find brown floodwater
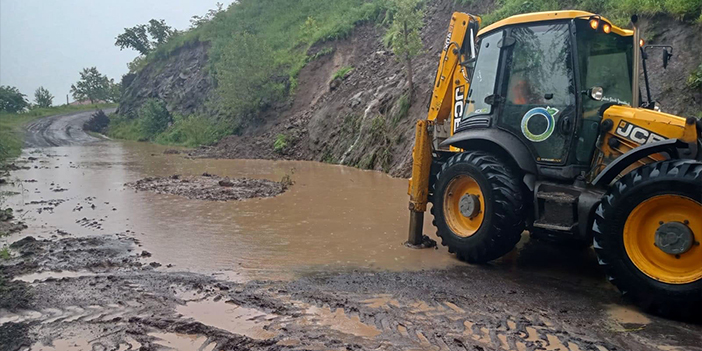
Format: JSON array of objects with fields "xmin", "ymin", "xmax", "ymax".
[{"xmin": 4, "ymin": 141, "xmax": 459, "ymax": 281}]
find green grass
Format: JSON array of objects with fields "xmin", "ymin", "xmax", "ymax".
[
  {"xmin": 0, "ymin": 103, "xmax": 117, "ymax": 164},
  {"xmin": 0, "ymin": 246, "xmax": 10, "ymax": 260},
  {"xmin": 480, "ymin": 0, "xmax": 702, "ymax": 25},
  {"xmin": 107, "ymin": 112, "xmax": 232, "ymax": 147},
  {"xmin": 137, "ymin": 1, "xmax": 388, "ymax": 112},
  {"xmin": 688, "ymin": 63, "xmax": 702, "ymax": 90},
  {"xmin": 332, "ymin": 66, "xmax": 355, "ymax": 80},
  {"xmin": 273, "ymin": 134, "xmax": 288, "ymax": 153}
]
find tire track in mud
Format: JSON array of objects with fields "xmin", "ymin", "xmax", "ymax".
[
  {"xmin": 3, "ymin": 234, "xmax": 699, "ymax": 351},
  {"xmin": 287, "ymin": 292, "xmax": 616, "ymax": 351},
  {"xmin": 1, "ymin": 301, "xmax": 144, "ymax": 325},
  {"xmin": 1, "ymin": 273, "xmax": 695, "ymax": 351}
]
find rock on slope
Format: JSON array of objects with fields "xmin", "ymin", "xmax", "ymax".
[{"xmin": 119, "ymin": 0, "xmax": 702, "ymax": 177}]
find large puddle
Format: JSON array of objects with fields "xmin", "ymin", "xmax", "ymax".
[{"xmin": 3, "ymin": 141, "xmax": 458, "ymax": 281}]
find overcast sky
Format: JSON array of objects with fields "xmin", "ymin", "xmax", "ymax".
[{"xmin": 0, "ymin": 0, "xmax": 230, "ymax": 105}]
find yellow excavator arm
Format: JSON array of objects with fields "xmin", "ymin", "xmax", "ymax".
[{"xmin": 407, "ymin": 12, "xmax": 481, "ymax": 245}]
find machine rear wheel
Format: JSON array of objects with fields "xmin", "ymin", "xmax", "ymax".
[
  {"xmin": 431, "ymin": 151, "xmax": 525, "ymax": 263},
  {"xmin": 593, "ymin": 160, "xmax": 702, "ymax": 320}
]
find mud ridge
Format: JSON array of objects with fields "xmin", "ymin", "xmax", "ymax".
[{"xmin": 126, "ymin": 173, "xmax": 290, "ymax": 201}]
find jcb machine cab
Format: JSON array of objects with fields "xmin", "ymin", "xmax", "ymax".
[{"xmin": 408, "ymin": 11, "xmax": 702, "ymax": 319}]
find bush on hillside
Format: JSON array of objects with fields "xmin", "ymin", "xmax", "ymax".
[
  {"xmin": 213, "ymin": 32, "xmax": 284, "ymax": 124},
  {"xmin": 156, "ymin": 114, "xmax": 230, "ymax": 147},
  {"xmin": 139, "ymin": 99, "xmax": 171, "ymax": 139},
  {"xmin": 688, "ymin": 63, "xmax": 702, "ymax": 90}
]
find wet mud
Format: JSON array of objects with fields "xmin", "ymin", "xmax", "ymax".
[
  {"xmin": 1, "ymin": 113, "xmax": 701, "ymax": 350},
  {"xmin": 127, "ymin": 174, "xmax": 289, "ymax": 201},
  {"xmin": 2, "ymin": 231, "xmax": 701, "ymax": 351}
]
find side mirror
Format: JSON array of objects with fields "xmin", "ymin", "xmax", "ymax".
[
  {"xmin": 662, "ymin": 48, "xmax": 673, "ymax": 69},
  {"xmin": 589, "ymin": 86, "xmax": 604, "ymax": 101}
]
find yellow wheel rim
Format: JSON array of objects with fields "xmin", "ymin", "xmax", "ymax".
[
  {"xmin": 623, "ymin": 195, "xmax": 702, "ymax": 285},
  {"xmin": 443, "ymin": 175, "xmax": 485, "ymax": 237}
]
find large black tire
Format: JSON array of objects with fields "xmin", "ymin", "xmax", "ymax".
[
  {"xmin": 431, "ymin": 151, "xmax": 525, "ymax": 263},
  {"xmin": 593, "ymin": 160, "xmax": 702, "ymax": 320}
]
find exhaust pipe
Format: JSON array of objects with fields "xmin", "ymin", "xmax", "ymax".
[{"xmin": 632, "ymin": 15, "xmax": 640, "ymax": 108}]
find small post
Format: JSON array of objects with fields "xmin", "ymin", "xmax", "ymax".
[{"xmin": 406, "ymin": 120, "xmax": 433, "ymax": 246}]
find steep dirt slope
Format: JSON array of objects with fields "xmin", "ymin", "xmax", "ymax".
[
  {"xmin": 639, "ymin": 16, "xmax": 702, "ymax": 116},
  {"xmin": 193, "ymin": 0, "xmax": 497, "ymax": 177},
  {"xmin": 120, "ymin": 0, "xmax": 702, "ymax": 177}
]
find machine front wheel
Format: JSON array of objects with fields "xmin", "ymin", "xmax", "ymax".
[
  {"xmin": 593, "ymin": 160, "xmax": 702, "ymax": 320},
  {"xmin": 431, "ymin": 151, "xmax": 525, "ymax": 263}
]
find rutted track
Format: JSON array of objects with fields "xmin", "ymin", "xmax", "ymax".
[{"xmin": 23, "ymin": 108, "xmax": 115, "ymax": 147}]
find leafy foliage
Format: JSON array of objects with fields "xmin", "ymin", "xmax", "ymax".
[
  {"xmin": 0, "ymin": 86, "xmax": 28, "ymax": 113},
  {"xmin": 212, "ymin": 32, "xmax": 283, "ymax": 124},
  {"xmin": 156, "ymin": 114, "xmax": 229, "ymax": 147},
  {"xmin": 70, "ymin": 67, "xmax": 119, "ymax": 103},
  {"xmin": 0, "ymin": 246, "xmax": 9, "ymax": 260},
  {"xmin": 34, "ymin": 87, "xmax": 54, "ymax": 108},
  {"xmin": 148, "ymin": 19, "xmax": 176, "ymax": 45},
  {"xmin": 116, "ymin": 19, "xmax": 176, "ymax": 56},
  {"xmin": 274, "ymin": 134, "xmax": 288, "ymax": 153},
  {"xmin": 138, "ymin": 99, "xmax": 171, "ymax": 139},
  {"xmin": 384, "ymin": 0, "xmax": 423, "ymax": 94},
  {"xmin": 688, "ymin": 63, "xmax": 702, "ymax": 90},
  {"xmin": 190, "ymin": 2, "xmax": 225, "ymax": 29},
  {"xmin": 115, "ymin": 25, "xmax": 152, "ymax": 56},
  {"xmin": 332, "ymin": 66, "xmax": 355, "ymax": 80}
]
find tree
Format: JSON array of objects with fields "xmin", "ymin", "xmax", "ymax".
[
  {"xmin": 115, "ymin": 24, "xmax": 152, "ymax": 56},
  {"xmin": 34, "ymin": 87, "xmax": 54, "ymax": 108},
  {"xmin": 148, "ymin": 19, "xmax": 176, "ymax": 45},
  {"xmin": 70, "ymin": 67, "xmax": 111, "ymax": 104},
  {"xmin": 0, "ymin": 86, "xmax": 29, "ymax": 113},
  {"xmin": 384, "ymin": 0, "xmax": 424, "ymax": 97},
  {"xmin": 190, "ymin": 3, "xmax": 224, "ymax": 29},
  {"xmin": 107, "ymin": 79, "xmax": 122, "ymax": 103},
  {"xmin": 115, "ymin": 20, "xmax": 176, "ymax": 56}
]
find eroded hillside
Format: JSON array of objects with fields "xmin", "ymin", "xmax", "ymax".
[{"xmin": 117, "ymin": 0, "xmax": 702, "ymax": 177}]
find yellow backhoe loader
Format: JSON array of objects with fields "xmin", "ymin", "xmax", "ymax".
[{"xmin": 407, "ymin": 11, "xmax": 702, "ymax": 319}]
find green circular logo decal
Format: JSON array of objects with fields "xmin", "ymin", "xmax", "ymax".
[{"xmin": 521, "ymin": 107, "xmax": 559, "ymax": 142}]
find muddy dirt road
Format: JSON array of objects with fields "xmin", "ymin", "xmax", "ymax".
[
  {"xmin": 23, "ymin": 108, "xmax": 116, "ymax": 148},
  {"xmin": 1, "ymin": 113, "xmax": 700, "ymax": 351}
]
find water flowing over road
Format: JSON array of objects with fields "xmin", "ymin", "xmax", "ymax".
[{"xmin": 0, "ymin": 112, "xmax": 700, "ymax": 351}]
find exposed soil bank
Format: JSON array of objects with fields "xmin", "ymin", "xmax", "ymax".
[
  {"xmin": 127, "ymin": 174, "xmax": 290, "ymax": 201},
  {"xmin": 121, "ymin": 0, "xmax": 702, "ymax": 177}
]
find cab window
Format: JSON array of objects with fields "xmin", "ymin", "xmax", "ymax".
[
  {"xmin": 465, "ymin": 32, "xmax": 502, "ymax": 118},
  {"xmin": 574, "ymin": 20, "xmax": 633, "ymax": 163},
  {"xmin": 500, "ymin": 22, "xmax": 575, "ymax": 163}
]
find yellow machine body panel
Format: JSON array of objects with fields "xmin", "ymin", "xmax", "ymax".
[
  {"xmin": 427, "ymin": 12, "xmax": 480, "ymax": 131},
  {"xmin": 477, "ymin": 10, "xmax": 633, "ymax": 37},
  {"xmin": 592, "ymin": 105, "xmax": 698, "ymax": 180}
]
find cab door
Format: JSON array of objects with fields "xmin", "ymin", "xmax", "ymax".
[{"xmin": 496, "ymin": 22, "xmax": 577, "ymax": 164}]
